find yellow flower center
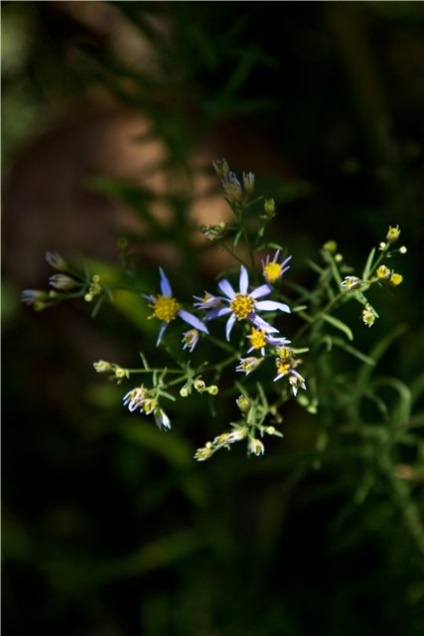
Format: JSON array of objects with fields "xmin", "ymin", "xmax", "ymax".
[
  {"xmin": 149, "ymin": 295, "xmax": 181, "ymax": 322},
  {"xmin": 249, "ymin": 328, "xmax": 267, "ymax": 350},
  {"xmin": 386, "ymin": 226, "xmax": 400, "ymax": 243},
  {"xmin": 277, "ymin": 361, "xmax": 291, "ymax": 376},
  {"xmin": 230, "ymin": 294, "xmax": 255, "ymax": 320},
  {"xmin": 389, "ymin": 273, "xmax": 403, "ymax": 286},
  {"xmin": 263, "ymin": 261, "xmax": 282, "ymax": 283},
  {"xmin": 278, "ymin": 347, "xmax": 292, "ymax": 361},
  {"xmin": 377, "ymin": 265, "xmax": 390, "ymax": 279}
]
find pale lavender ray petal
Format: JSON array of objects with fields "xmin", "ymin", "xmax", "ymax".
[
  {"xmin": 250, "ymin": 284, "xmax": 272, "ymax": 299},
  {"xmin": 255, "ymin": 300, "xmax": 291, "ymax": 313},
  {"xmin": 205, "ymin": 307, "xmax": 232, "ymax": 321},
  {"xmin": 239, "ymin": 266, "xmax": 249, "ymax": 294},
  {"xmin": 179, "ymin": 309, "xmax": 209, "ymax": 333},
  {"xmin": 156, "ymin": 321, "xmax": 168, "ymax": 346},
  {"xmin": 225, "ymin": 313, "xmax": 237, "ymax": 341},
  {"xmin": 218, "ymin": 278, "xmax": 236, "ymax": 299},
  {"xmin": 143, "ymin": 294, "xmax": 155, "ymax": 302},
  {"xmin": 159, "ymin": 267, "xmax": 172, "ymax": 297},
  {"xmin": 250, "ymin": 313, "xmax": 279, "ymax": 333},
  {"xmin": 273, "ymin": 249, "xmax": 281, "ymax": 262}
]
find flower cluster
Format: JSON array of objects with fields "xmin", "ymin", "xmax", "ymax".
[
  {"xmin": 20, "ymin": 159, "xmax": 408, "ymax": 464},
  {"xmin": 123, "ymin": 385, "xmax": 171, "ymax": 430},
  {"xmin": 339, "ymin": 225, "xmax": 406, "ymax": 327}
]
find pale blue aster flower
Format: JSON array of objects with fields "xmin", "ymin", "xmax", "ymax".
[
  {"xmin": 204, "ymin": 265, "xmax": 290, "ymax": 341},
  {"xmin": 246, "ymin": 326, "xmax": 291, "ymax": 356},
  {"xmin": 193, "ymin": 291, "xmax": 222, "ymax": 310},
  {"xmin": 145, "ymin": 268, "xmax": 209, "ymax": 346},
  {"xmin": 262, "ymin": 250, "xmax": 292, "ymax": 284},
  {"xmin": 182, "ymin": 329, "xmax": 200, "ymax": 352},
  {"xmin": 236, "ymin": 357, "xmax": 262, "ymax": 375}
]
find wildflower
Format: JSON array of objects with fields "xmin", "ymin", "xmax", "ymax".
[
  {"xmin": 205, "ymin": 265, "xmax": 290, "ymax": 340},
  {"xmin": 243, "ymin": 171, "xmax": 255, "ymax": 195},
  {"xmin": 236, "ymin": 395, "xmax": 251, "ymax": 413},
  {"xmin": 274, "ymin": 348, "xmax": 307, "ymax": 395},
  {"xmin": 213, "ymin": 427, "xmax": 247, "ymax": 449},
  {"xmin": 263, "ymin": 198, "xmax": 276, "ymax": 219},
  {"xmin": 334, "ymin": 253, "xmax": 343, "ymax": 263},
  {"xmin": 85, "ymin": 275, "xmax": 102, "ymax": 302},
  {"xmin": 248, "ymin": 438, "xmax": 265, "ymax": 456},
  {"xmin": 193, "ymin": 292, "xmax": 222, "ymax": 310},
  {"xmin": 362, "ymin": 307, "xmax": 376, "ymax": 327},
  {"xmin": 146, "ymin": 268, "xmax": 208, "ymax": 346},
  {"xmin": 212, "ymin": 158, "xmax": 230, "ymax": 179},
  {"xmin": 262, "ymin": 250, "xmax": 292, "ymax": 285},
  {"xmin": 227, "ymin": 428, "xmax": 248, "ymax": 443},
  {"xmin": 376, "ymin": 265, "xmax": 391, "ymax": 280},
  {"xmin": 236, "ymin": 357, "xmax": 262, "ymax": 375},
  {"xmin": 387, "ymin": 225, "xmax": 400, "ymax": 243},
  {"xmin": 399, "ymin": 246, "xmax": 407, "ymax": 254},
  {"xmin": 378, "ymin": 242, "xmax": 387, "ymax": 251},
  {"xmin": 143, "ymin": 398, "xmax": 159, "ymax": 414},
  {"xmin": 323, "ymin": 240, "xmax": 337, "ymax": 254},
  {"xmin": 21, "ymin": 289, "xmax": 49, "ymax": 308},
  {"xmin": 45, "ymin": 251, "xmax": 68, "ymax": 272},
  {"xmin": 154, "ymin": 408, "xmax": 171, "ymax": 431},
  {"xmin": 221, "ymin": 172, "xmax": 243, "ymax": 204},
  {"xmin": 194, "ymin": 442, "xmax": 214, "ymax": 461},
  {"xmin": 288, "ymin": 370, "xmax": 307, "ymax": 396},
  {"xmin": 341, "ymin": 276, "xmax": 361, "ymax": 290},
  {"xmin": 179, "ymin": 385, "xmax": 191, "ymax": 397},
  {"xmin": 389, "ymin": 272, "xmax": 403, "ymax": 286},
  {"xmin": 194, "ymin": 378, "xmax": 206, "ymax": 393},
  {"xmin": 206, "ymin": 385, "xmax": 219, "ymax": 395},
  {"xmin": 49, "ymin": 274, "xmax": 79, "ymax": 291},
  {"xmin": 114, "ymin": 366, "xmax": 129, "ymax": 380},
  {"xmin": 93, "ymin": 360, "xmax": 112, "ymax": 373},
  {"xmin": 123, "ymin": 385, "xmax": 149, "ymax": 412},
  {"xmin": 199, "ymin": 222, "xmax": 228, "ymax": 241},
  {"xmin": 182, "ymin": 329, "xmax": 199, "ymax": 352},
  {"xmin": 246, "ymin": 327, "xmax": 291, "ymax": 356}
]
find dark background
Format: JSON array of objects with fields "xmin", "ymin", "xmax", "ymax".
[{"xmin": 2, "ymin": 2, "xmax": 424, "ymax": 635}]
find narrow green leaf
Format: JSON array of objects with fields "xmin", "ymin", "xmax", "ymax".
[
  {"xmin": 362, "ymin": 247, "xmax": 376, "ymax": 280},
  {"xmin": 322, "ymin": 314, "xmax": 354, "ymax": 341}
]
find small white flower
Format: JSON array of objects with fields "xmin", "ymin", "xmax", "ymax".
[
  {"xmin": 154, "ymin": 409, "xmax": 171, "ymax": 431},
  {"xmin": 249, "ymin": 438, "xmax": 265, "ymax": 456}
]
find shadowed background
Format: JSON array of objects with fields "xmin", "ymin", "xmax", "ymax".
[{"xmin": 2, "ymin": 2, "xmax": 424, "ymax": 635}]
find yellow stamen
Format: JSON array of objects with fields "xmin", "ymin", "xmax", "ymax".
[
  {"xmin": 149, "ymin": 295, "xmax": 181, "ymax": 322},
  {"xmin": 230, "ymin": 294, "xmax": 255, "ymax": 320},
  {"xmin": 278, "ymin": 347, "xmax": 292, "ymax": 361},
  {"xmin": 389, "ymin": 273, "xmax": 403, "ymax": 286},
  {"xmin": 263, "ymin": 261, "xmax": 282, "ymax": 283},
  {"xmin": 249, "ymin": 328, "xmax": 267, "ymax": 350},
  {"xmin": 387, "ymin": 225, "xmax": 400, "ymax": 243},
  {"xmin": 277, "ymin": 361, "xmax": 291, "ymax": 376},
  {"xmin": 377, "ymin": 265, "xmax": 391, "ymax": 279}
]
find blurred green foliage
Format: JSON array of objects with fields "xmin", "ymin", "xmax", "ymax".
[{"xmin": 2, "ymin": 2, "xmax": 424, "ymax": 635}]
